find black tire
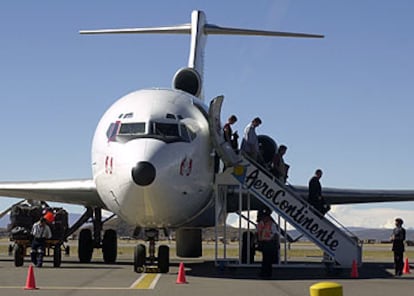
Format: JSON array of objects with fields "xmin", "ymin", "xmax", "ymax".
[
  {"xmin": 102, "ymin": 229, "xmax": 117, "ymax": 263},
  {"xmin": 78, "ymin": 229, "xmax": 93, "ymax": 263},
  {"xmin": 13, "ymin": 244, "xmax": 24, "ymax": 267},
  {"xmin": 53, "ymin": 244, "xmax": 62, "ymax": 267},
  {"xmin": 158, "ymin": 245, "xmax": 169, "ymax": 273},
  {"xmin": 134, "ymin": 244, "xmax": 146, "ymax": 273}
]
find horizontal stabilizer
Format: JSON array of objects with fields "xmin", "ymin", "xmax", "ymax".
[
  {"xmin": 204, "ymin": 24, "xmax": 324, "ymax": 38},
  {"xmin": 80, "ymin": 24, "xmax": 323, "ymax": 39},
  {"xmin": 80, "ymin": 24, "xmax": 191, "ymax": 35}
]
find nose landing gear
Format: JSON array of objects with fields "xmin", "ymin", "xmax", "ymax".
[{"xmin": 133, "ymin": 229, "xmax": 170, "ymax": 273}]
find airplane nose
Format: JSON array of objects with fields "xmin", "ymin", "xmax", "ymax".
[{"xmin": 131, "ymin": 161, "xmax": 156, "ymax": 186}]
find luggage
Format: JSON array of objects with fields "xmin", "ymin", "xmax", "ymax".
[{"xmin": 9, "ymin": 204, "xmax": 68, "ymax": 241}]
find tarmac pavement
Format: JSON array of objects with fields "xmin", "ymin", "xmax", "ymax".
[{"xmin": 0, "ymin": 254, "xmax": 413, "ymax": 296}]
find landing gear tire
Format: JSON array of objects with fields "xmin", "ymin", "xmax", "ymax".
[
  {"xmin": 158, "ymin": 245, "xmax": 169, "ymax": 273},
  {"xmin": 78, "ymin": 229, "xmax": 93, "ymax": 263},
  {"xmin": 102, "ymin": 229, "xmax": 117, "ymax": 263},
  {"xmin": 53, "ymin": 245, "xmax": 62, "ymax": 267},
  {"xmin": 13, "ymin": 244, "xmax": 24, "ymax": 267},
  {"xmin": 134, "ymin": 244, "xmax": 146, "ymax": 273}
]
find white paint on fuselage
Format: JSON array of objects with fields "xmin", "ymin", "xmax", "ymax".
[{"xmin": 92, "ymin": 89, "xmax": 214, "ymax": 227}]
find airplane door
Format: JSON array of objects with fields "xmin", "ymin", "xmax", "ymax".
[{"xmin": 208, "ymin": 96, "xmax": 240, "ymax": 167}]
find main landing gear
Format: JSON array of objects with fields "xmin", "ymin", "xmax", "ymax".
[
  {"xmin": 70, "ymin": 207, "xmax": 170, "ymax": 272},
  {"xmin": 133, "ymin": 229, "xmax": 170, "ymax": 273},
  {"xmin": 68, "ymin": 207, "xmax": 117, "ymax": 264}
]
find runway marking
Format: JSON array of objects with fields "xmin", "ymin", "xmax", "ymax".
[
  {"xmin": 130, "ymin": 273, "xmax": 161, "ymax": 289},
  {"xmin": 0, "ymin": 274, "xmax": 161, "ymax": 290}
]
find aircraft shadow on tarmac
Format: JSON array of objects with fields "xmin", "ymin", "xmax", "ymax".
[{"xmin": 181, "ymin": 261, "xmax": 401, "ymax": 281}]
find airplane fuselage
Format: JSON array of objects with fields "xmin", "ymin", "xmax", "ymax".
[{"xmin": 92, "ymin": 89, "xmax": 215, "ymax": 228}]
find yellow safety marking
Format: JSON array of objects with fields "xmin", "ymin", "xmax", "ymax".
[{"xmin": 130, "ymin": 273, "xmax": 161, "ymax": 289}]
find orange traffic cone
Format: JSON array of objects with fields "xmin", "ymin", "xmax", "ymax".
[
  {"xmin": 24, "ymin": 264, "xmax": 38, "ymax": 290},
  {"xmin": 403, "ymin": 257, "xmax": 411, "ymax": 274},
  {"xmin": 176, "ymin": 262, "xmax": 187, "ymax": 284},
  {"xmin": 350, "ymin": 259, "xmax": 359, "ymax": 278}
]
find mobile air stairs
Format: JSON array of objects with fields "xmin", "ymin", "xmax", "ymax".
[{"xmin": 209, "ymin": 96, "xmax": 362, "ymax": 269}]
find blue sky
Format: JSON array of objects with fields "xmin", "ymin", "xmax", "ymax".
[{"xmin": 0, "ymin": 1, "xmax": 413, "ymax": 228}]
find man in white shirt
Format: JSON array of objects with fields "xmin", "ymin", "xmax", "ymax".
[
  {"xmin": 241, "ymin": 117, "xmax": 262, "ymax": 161},
  {"xmin": 30, "ymin": 217, "xmax": 52, "ymax": 267}
]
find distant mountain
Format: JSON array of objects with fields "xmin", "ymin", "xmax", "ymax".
[{"xmin": 288, "ymin": 227, "xmax": 414, "ymax": 243}]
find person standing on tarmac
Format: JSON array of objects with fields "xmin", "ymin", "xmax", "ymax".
[
  {"xmin": 257, "ymin": 208, "xmax": 279, "ymax": 278},
  {"xmin": 391, "ymin": 218, "xmax": 406, "ymax": 276},
  {"xmin": 30, "ymin": 217, "xmax": 52, "ymax": 267}
]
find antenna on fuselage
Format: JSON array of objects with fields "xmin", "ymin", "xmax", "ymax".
[{"xmin": 80, "ymin": 10, "xmax": 323, "ymax": 99}]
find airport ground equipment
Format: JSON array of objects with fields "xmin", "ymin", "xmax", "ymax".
[
  {"xmin": 9, "ymin": 204, "xmax": 68, "ymax": 267},
  {"xmin": 209, "ymin": 96, "xmax": 362, "ymax": 268}
]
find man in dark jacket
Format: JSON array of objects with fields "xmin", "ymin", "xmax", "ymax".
[
  {"xmin": 308, "ymin": 169, "xmax": 329, "ymax": 215},
  {"xmin": 391, "ymin": 218, "xmax": 406, "ymax": 276}
]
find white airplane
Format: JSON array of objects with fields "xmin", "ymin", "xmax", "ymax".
[{"xmin": 1, "ymin": 10, "xmax": 414, "ymax": 272}]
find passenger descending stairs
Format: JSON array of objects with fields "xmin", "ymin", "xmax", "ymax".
[{"xmin": 209, "ymin": 96, "xmax": 362, "ymax": 267}]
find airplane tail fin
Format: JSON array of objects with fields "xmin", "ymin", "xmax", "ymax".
[{"xmin": 80, "ymin": 10, "xmax": 323, "ymax": 99}]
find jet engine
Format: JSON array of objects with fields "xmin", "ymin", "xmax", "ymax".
[{"xmin": 172, "ymin": 67, "xmax": 202, "ymax": 97}]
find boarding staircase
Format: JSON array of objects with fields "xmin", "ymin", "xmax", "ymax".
[{"xmin": 209, "ymin": 96, "xmax": 362, "ymax": 267}]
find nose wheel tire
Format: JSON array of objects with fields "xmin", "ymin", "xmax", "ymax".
[
  {"xmin": 158, "ymin": 245, "xmax": 170, "ymax": 273},
  {"xmin": 134, "ymin": 244, "xmax": 146, "ymax": 273}
]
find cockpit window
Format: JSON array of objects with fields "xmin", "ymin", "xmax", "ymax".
[
  {"xmin": 119, "ymin": 123, "xmax": 145, "ymax": 135},
  {"xmin": 152, "ymin": 123, "xmax": 180, "ymax": 137},
  {"xmin": 179, "ymin": 124, "xmax": 190, "ymax": 142},
  {"xmin": 106, "ymin": 121, "xmax": 121, "ymax": 142},
  {"xmin": 149, "ymin": 122, "xmax": 193, "ymax": 143},
  {"xmin": 106, "ymin": 120, "xmax": 196, "ymax": 144}
]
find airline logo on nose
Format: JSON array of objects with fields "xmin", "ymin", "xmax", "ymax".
[
  {"xmin": 105, "ymin": 156, "xmax": 114, "ymax": 174},
  {"xmin": 179, "ymin": 157, "xmax": 192, "ymax": 176}
]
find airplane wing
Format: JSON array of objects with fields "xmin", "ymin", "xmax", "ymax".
[
  {"xmin": 0, "ymin": 179, "xmax": 106, "ymax": 208},
  {"xmin": 291, "ymin": 185, "xmax": 414, "ymax": 205}
]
